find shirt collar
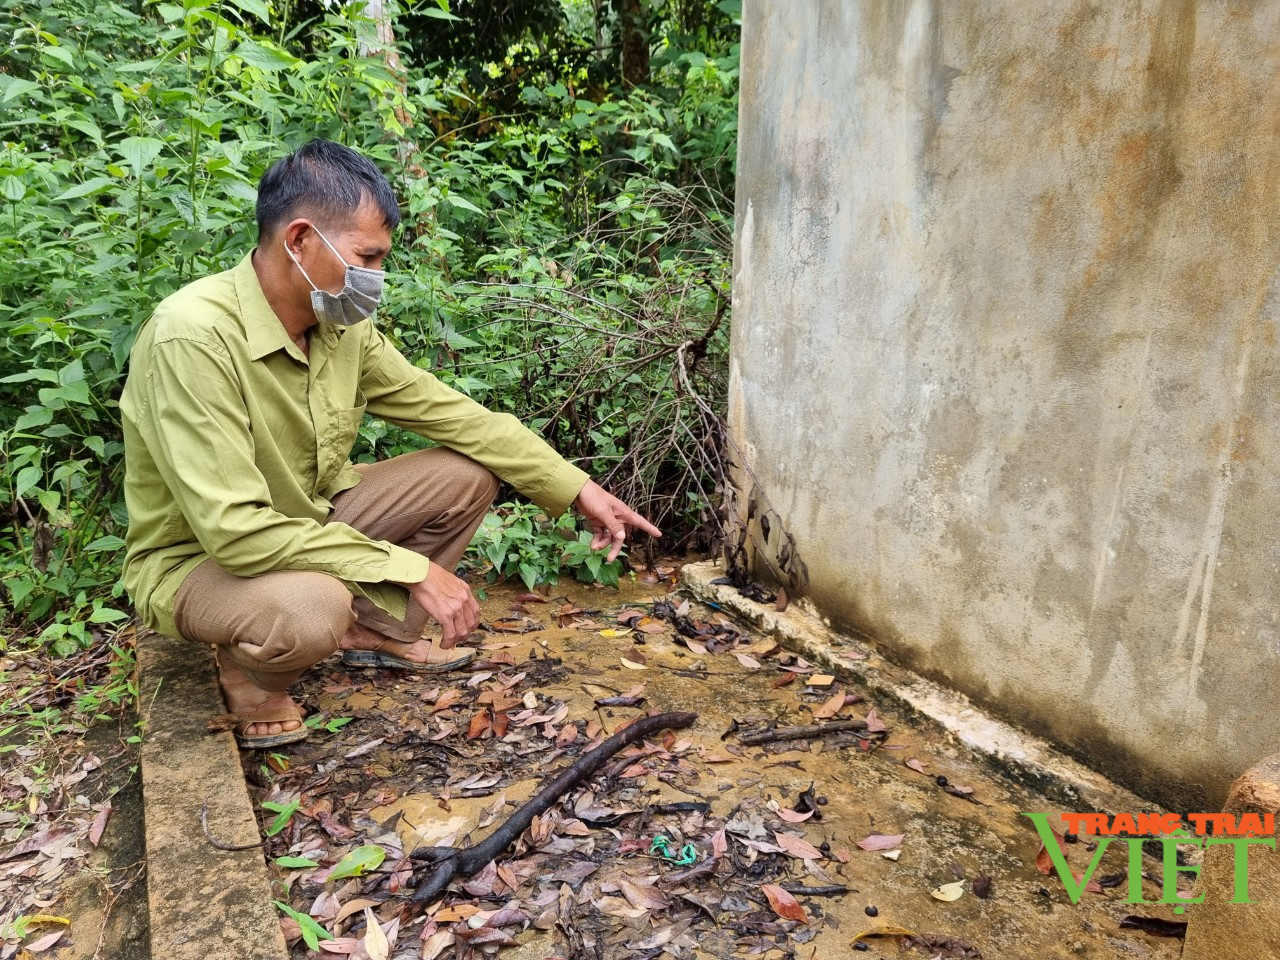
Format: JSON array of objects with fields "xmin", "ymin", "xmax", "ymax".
[{"xmin": 233, "ymin": 250, "xmax": 298, "ymax": 361}]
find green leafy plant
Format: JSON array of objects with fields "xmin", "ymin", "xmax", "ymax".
[
  {"xmin": 303, "ymin": 714, "xmax": 353, "ymax": 733},
  {"xmin": 467, "ymin": 502, "xmax": 623, "ymax": 590},
  {"xmin": 261, "ymin": 798, "xmax": 300, "ymax": 837},
  {"xmin": 272, "ymin": 900, "xmax": 331, "ymax": 950}
]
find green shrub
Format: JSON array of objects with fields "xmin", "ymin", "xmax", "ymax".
[
  {"xmin": 467, "ymin": 502, "xmax": 623, "ymax": 590},
  {"xmin": 0, "ymin": 0, "xmax": 737, "ymax": 648}
]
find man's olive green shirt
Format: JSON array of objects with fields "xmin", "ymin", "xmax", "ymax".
[{"xmin": 121, "ymin": 253, "xmax": 589, "ymax": 638}]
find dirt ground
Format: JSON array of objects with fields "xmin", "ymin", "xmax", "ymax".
[
  {"xmin": 1, "ymin": 651, "xmax": 148, "ymax": 960},
  {"xmin": 239, "ymin": 574, "xmax": 1187, "ymax": 960}
]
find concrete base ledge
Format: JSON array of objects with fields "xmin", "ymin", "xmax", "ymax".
[
  {"xmin": 137, "ymin": 634, "xmax": 289, "ymax": 960},
  {"xmin": 681, "ymin": 560, "xmax": 1159, "ymax": 818}
]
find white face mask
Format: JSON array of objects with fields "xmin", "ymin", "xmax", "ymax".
[{"xmin": 284, "ymin": 225, "xmax": 385, "ymax": 326}]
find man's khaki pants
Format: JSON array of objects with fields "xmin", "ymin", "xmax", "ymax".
[{"xmin": 173, "ymin": 448, "xmax": 498, "ymax": 691}]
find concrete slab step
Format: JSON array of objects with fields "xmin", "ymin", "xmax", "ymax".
[{"xmin": 136, "ymin": 634, "xmax": 288, "ymax": 960}]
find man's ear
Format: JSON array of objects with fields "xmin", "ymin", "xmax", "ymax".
[{"xmin": 280, "ymin": 218, "xmax": 314, "ymax": 258}]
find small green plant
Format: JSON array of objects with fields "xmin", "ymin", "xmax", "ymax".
[
  {"xmin": 273, "ymin": 901, "xmax": 331, "ymax": 950},
  {"xmin": 303, "ymin": 714, "xmax": 353, "ymax": 734},
  {"xmin": 466, "ymin": 502, "xmax": 623, "ymax": 590},
  {"xmin": 261, "ymin": 798, "xmax": 300, "ymax": 837}
]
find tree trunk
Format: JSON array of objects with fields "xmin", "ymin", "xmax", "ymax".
[
  {"xmin": 358, "ymin": 0, "xmax": 412, "ymax": 133},
  {"xmin": 618, "ymin": 0, "xmax": 650, "ymax": 87}
]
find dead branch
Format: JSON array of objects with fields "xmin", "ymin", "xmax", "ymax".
[
  {"xmin": 779, "ymin": 884, "xmax": 850, "ymax": 897},
  {"xmin": 410, "ymin": 711, "xmax": 698, "ymax": 904},
  {"xmin": 201, "ymin": 794, "xmax": 266, "ymax": 852},
  {"xmin": 736, "ymin": 719, "xmax": 868, "ymax": 747}
]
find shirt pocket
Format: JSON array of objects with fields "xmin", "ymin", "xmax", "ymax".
[{"xmin": 319, "ymin": 389, "xmax": 367, "ymax": 488}]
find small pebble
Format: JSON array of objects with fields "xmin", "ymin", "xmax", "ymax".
[
  {"xmin": 864, "ymin": 905, "xmax": 878, "ymax": 917},
  {"xmin": 817, "ymin": 796, "xmax": 829, "ymax": 805},
  {"xmin": 1064, "ymin": 831, "xmax": 1078, "ymax": 844},
  {"xmin": 935, "ymin": 775, "xmax": 949, "ymax": 787},
  {"xmin": 853, "ymin": 944, "xmax": 870, "ymax": 952}
]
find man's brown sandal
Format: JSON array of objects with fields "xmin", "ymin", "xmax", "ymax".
[
  {"xmin": 232, "ymin": 706, "xmax": 310, "ymax": 750},
  {"xmin": 217, "ymin": 649, "xmax": 309, "ymax": 750}
]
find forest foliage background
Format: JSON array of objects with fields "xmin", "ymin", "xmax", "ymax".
[{"xmin": 0, "ymin": 0, "xmax": 740, "ymax": 652}]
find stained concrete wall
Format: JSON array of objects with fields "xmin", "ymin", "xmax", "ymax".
[{"xmin": 730, "ymin": 0, "xmax": 1280, "ymax": 811}]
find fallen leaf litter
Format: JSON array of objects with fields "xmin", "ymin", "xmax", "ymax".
[{"xmin": 234, "ymin": 575, "xmax": 1186, "ymax": 960}]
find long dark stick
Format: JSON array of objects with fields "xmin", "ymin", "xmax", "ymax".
[
  {"xmin": 737, "ymin": 719, "xmax": 868, "ymax": 746},
  {"xmin": 410, "ymin": 710, "xmax": 698, "ymax": 903}
]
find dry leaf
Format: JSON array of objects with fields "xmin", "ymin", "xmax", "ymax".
[
  {"xmin": 735, "ymin": 653, "xmax": 761, "ymax": 669},
  {"xmin": 760, "ymin": 884, "xmax": 808, "ymax": 923},
  {"xmin": 1035, "ymin": 830, "xmax": 1064, "ymax": 875},
  {"xmin": 432, "ymin": 904, "xmax": 482, "ymax": 924},
  {"xmin": 812, "ymin": 689, "xmax": 847, "ymax": 720},
  {"xmin": 454, "ymin": 927, "xmax": 519, "ymax": 947},
  {"xmin": 344, "ymin": 737, "xmax": 385, "ymax": 759},
  {"xmin": 905, "ymin": 758, "xmax": 927, "ymax": 774},
  {"xmin": 432, "ymin": 689, "xmax": 462, "ymax": 712},
  {"xmin": 855, "ymin": 833, "xmax": 905, "ymax": 852},
  {"xmin": 851, "ymin": 924, "xmax": 919, "ymax": 943},
  {"xmin": 931, "ymin": 880, "xmax": 965, "ymax": 902},
  {"xmin": 419, "ymin": 929, "xmax": 456, "ymax": 960},
  {"xmin": 334, "ymin": 898, "xmax": 381, "ymax": 925},
  {"xmin": 24, "ymin": 930, "xmax": 65, "ymax": 953},
  {"xmin": 776, "ymin": 808, "xmax": 815, "ymax": 824},
  {"xmin": 621, "ymin": 879, "xmax": 669, "ymax": 911},
  {"xmin": 772, "ymin": 671, "xmax": 799, "ymax": 688},
  {"xmin": 89, "ymin": 802, "xmax": 112, "ymax": 847},
  {"xmin": 774, "ymin": 832, "xmax": 824, "ymax": 860},
  {"xmin": 317, "ymin": 938, "xmax": 360, "ymax": 954},
  {"xmin": 711, "ymin": 827, "xmax": 728, "ymax": 858},
  {"xmin": 865, "ymin": 707, "xmax": 887, "ymax": 733},
  {"xmin": 620, "ymin": 654, "xmax": 648, "ymax": 670}
]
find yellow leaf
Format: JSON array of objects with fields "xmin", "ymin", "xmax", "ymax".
[
  {"xmin": 432, "ymin": 904, "xmax": 482, "ymax": 924},
  {"xmin": 362, "ymin": 907, "xmax": 389, "ymax": 960},
  {"xmin": 600, "ymin": 628, "xmax": 626, "ymax": 637},
  {"xmin": 27, "ymin": 916, "xmax": 71, "ymax": 926},
  {"xmin": 931, "ymin": 880, "xmax": 965, "ymax": 902}
]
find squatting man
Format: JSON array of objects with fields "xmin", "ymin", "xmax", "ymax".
[{"xmin": 121, "ymin": 139, "xmax": 659, "ymax": 748}]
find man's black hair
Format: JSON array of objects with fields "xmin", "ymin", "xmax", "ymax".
[{"xmin": 256, "ymin": 139, "xmax": 401, "ymax": 239}]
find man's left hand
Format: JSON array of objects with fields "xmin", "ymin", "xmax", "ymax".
[{"xmin": 574, "ymin": 480, "xmax": 662, "ymax": 562}]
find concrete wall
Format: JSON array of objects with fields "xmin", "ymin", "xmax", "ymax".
[{"xmin": 730, "ymin": 0, "xmax": 1280, "ymax": 811}]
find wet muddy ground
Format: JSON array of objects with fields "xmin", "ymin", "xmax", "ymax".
[{"xmin": 241, "ymin": 575, "xmax": 1185, "ymax": 960}]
